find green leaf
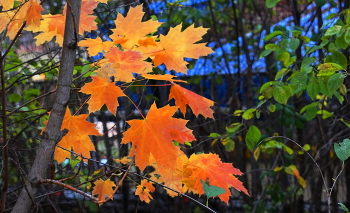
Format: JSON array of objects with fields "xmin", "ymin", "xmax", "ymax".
[
  {"xmin": 264, "ymin": 31, "xmax": 283, "ymax": 40},
  {"xmin": 273, "ymin": 85, "xmax": 287, "ymax": 104},
  {"xmin": 200, "ymin": 180, "xmax": 226, "ymax": 198},
  {"xmin": 315, "ymin": 0, "xmax": 327, "ymax": 7},
  {"xmin": 344, "ymin": 31, "xmax": 350, "ymax": 44},
  {"xmin": 276, "ymin": 51, "xmax": 290, "ymax": 62},
  {"xmin": 242, "ymin": 109, "xmax": 256, "ymax": 120},
  {"xmin": 265, "ymin": 0, "xmax": 280, "ymax": 8},
  {"xmin": 222, "ymin": 138, "xmax": 235, "ymax": 151},
  {"xmin": 9, "ymin": 93, "xmax": 22, "ymax": 103},
  {"xmin": 335, "ymin": 33, "xmax": 348, "ymax": 49},
  {"xmin": 330, "ymin": 51, "xmax": 347, "ymax": 69},
  {"xmin": 324, "ymin": 25, "xmax": 342, "ymax": 36},
  {"xmin": 327, "ymin": 72, "xmax": 345, "ymax": 93},
  {"xmin": 317, "ymin": 63, "xmax": 343, "ymax": 76},
  {"xmin": 289, "ymin": 38, "xmax": 300, "ymax": 51},
  {"xmin": 301, "ymin": 57, "xmax": 316, "ymax": 69},
  {"xmin": 226, "ymin": 123, "xmax": 242, "ymax": 135},
  {"xmin": 317, "ymin": 110, "xmax": 333, "ymax": 119},
  {"xmin": 306, "ymin": 79, "xmax": 320, "ymax": 100},
  {"xmin": 290, "ymin": 71, "xmax": 307, "ymax": 94},
  {"xmin": 259, "ymin": 49, "xmax": 273, "ymax": 58},
  {"xmin": 334, "ymin": 139, "xmax": 350, "ymax": 161},
  {"xmin": 275, "ymin": 68, "xmax": 288, "ymax": 80},
  {"xmin": 305, "ymin": 105, "xmax": 317, "ymax": 120},
  {"xmin": 209, "ymin": 133, "xmax": 221, "ymax": 138},
  {"xmin": 245, "ymin": 125, "xmax": 261, "ymax": 151},
  {"xmin": 269, "ymin": 104, "xmax": 276, "ymax": 112},
  {"xmin": 338, "ymin": 203, "xmax": 349, "ymax": 212}
]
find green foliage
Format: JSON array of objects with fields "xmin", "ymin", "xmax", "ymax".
[
  {"xmin": 334, "ymin": 139, "xmax": 350, "ymax": 161},
  {"xmin": 245, "ymin": 125, "xmax": 261, "ymax": 151},
  {"xmin": 200, "ymin": 179, "xmax": 226, "ymax": 198}
]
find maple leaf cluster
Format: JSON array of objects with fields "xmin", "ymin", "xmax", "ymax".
[{"xmin": 2, "ymin": 0, "xmax": 249, "ymax": 206}]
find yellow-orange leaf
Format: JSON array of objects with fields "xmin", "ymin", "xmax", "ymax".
[
  {"xmin": 50, "ymin": 108, "xmax": 101, "ymax": 163},
  {"xmin": 114, "ymin": 156, "xmax": 132, "ymax": 164},
  {"xmin": 146, "ymin": 24, "xmax": 214, "ymax": 73},
  {"xmin": 169, "ymin": 83, "xmax": 214, "ymax": 118},
  {"xmin": 103, "ymin": 47, "xmax": 152, "ymax": 82},
  {"xmin": 78, "ymin": 37, "xmax": 114, "ymax": 56},
  {"xmin": 110, "ymin": 5, "xmax": 162, "ymax": 49},
  {"xmin": 26, "ymin": 0, "xmax": 43, "ymax": 28},
  {"xmin": 92, "ymin": 179, "xmax": 116, "ymax": 204},
  {"xmin": 183, "ymin": 153, "xmax": 249, "ymax": 204},
  {"xmin": 135, "ymin": 180, "xmax": 155, "ymax": 203},
  {"xmin": 0, "ymin": 0, "xmax": 14, "ymax": 11},
  {"xmin": 122, "ymin": 103, "xmax": 195, "ymax": 171},
  {"xmin": 80, "ymin": 76, "xmax": 125, "ymax": 115},
  {"xmin": 151, "ymin": 147, "xmax": 188, "ymax": 197},
  {"xmin": 142, "ymin": 74, "xmax": 186, "ymax": 83}
]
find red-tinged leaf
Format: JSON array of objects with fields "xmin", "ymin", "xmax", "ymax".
[
  {"xmin": 80, "ymin": 76, "xmax": 125, "ymax": 115},
  {"xmin": 169, "ymin": 83, "xmax": 214, "ymax": 118},
  {"xmin": 141, "ymin": 73, "xmax": 187, "ymax": 82},
  {"xmin": 44, "ymin": 108, "xmax": 101, "ymax": 163},
  {"xmin": 110, "ymin": 5, "xmax": 162, "ymax": 49},
  {"xmin": 143, "ymin": 24, "xmax": 214, "ymax": 73},
  {"xmin": 135, "ymin": 180, "xmax": 155, "ymax": 203},
  {"xmin": 151, "ymin": 147, "xmax": 188, "ymax": 197},
  {"xmin": 102, "ymin": 47, "xmax": 152, "ymax": 82},
  {"xmin": 78, "ymin": 37, "xmax": 114, "ymax": 56},
  {"xmin": 122, "ymin": 103, "xmax": 196, "ymax": 171},
  {"xmin": 92, "ymin": 179, "xmax": 116, "ymax": 204},
  {"xmin": 183, "ymin": 153, "xmax": 249, "ymax": 204}
]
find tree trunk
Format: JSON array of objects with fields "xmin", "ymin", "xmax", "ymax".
[{"xmin": 11, "ymin": 0, "xmax": 81, "ymax": 212}]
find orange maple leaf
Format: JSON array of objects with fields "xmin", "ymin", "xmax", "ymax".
[
  {"xmin": 32, "ymin": 0, "xmax": 97, "ymax": 46},
  {"xmin": 122, "ymin": 103, "xmax": 196, "ymax": 171},
  {"xmin": 151, "ymin": 147, "xmax": 188, "ymax": 197},
  {"xmin": 114, "ymin": 156, "xmax": 132, "ymax": 164},
  {"xmin": 141, "ymin": 74, "xmax": 186, "ymax": 82},
  {"xmin": 78, "ymin": 37, "xmax": 114, "ymax": 56},
  {"xmin": 0, "ymin": 0, "xmax": 14, "ymax": 11},
  {"xmin": 142, "ymin": 24, "xmax": 214, "ymax": 74},
  {"xmin": 183, "ymin": 153, "xmax": 249, "ymax": 204},
  {"xmin": 169, "ymin": 83, "xmax": 214, "ymax": 118},
  {"xmin": 135, "ymin": 179, "xmax": 155, "ymax": 203},
  {"xmin": 79, "ymin": 76, "xmax": 125, "ymax": 115},
  {"xmin": 110, "ymin": 5, "xmax": 162, "ymax": 49},
  {"xmin": 26, "ymin": 0, "xmax": 43, "ymax": 28},
  {"xmin": 50, "ymin": 108, "xmax": 101, "ymax": 163},
  {"xmin": 92, "ymin": 179, "xmax": 116, "ymax": 204},
  {"xmin": 102, "ymin": 47, "xmax": 152, "ymax": 82}
]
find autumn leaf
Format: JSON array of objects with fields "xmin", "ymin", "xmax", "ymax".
[
  {"xmin": 80, "ymin": 76, "xmax": 125, "ymax": 115},
  {"xmin": 151, "ymin": 147, "xmax": 188, "ymax": 197},
  {"xmin": 169, "ymin": 83, "xmax": 214, "ymax": 118},
  {"xmin": 78, "ymin": 37, "xmax": 114, "ymax": 56},
  {"xmin": 182, "ymin": 153, "xmax": 249, "ymax": 204},
  {"xmin": 110, "ymin": 5, "xmax": 162, "ymax": 49},
  {"xmin": 102, "ymin": 47, "xmax": 152, "ymax": 82},
  {"xmin": 92, "ymin": 179, "xmax": 116, "ymax": 204},
  {"xmin": 142, "ymin": 73, "xmax": 186, "ymax": 82},
  {"xmin": 114, "ymin": 156, "xmax": 132, "ymax": 164},
  {"xmin": 143, "ymin": 24, "xmax": 214, "ymax": 73},
  {"xmin": 46, "ymin": 108, "xmax": 101, "ymax": 163},
  {"xmin": 135, "ymin": 179, "xmax": 155, "ymax": 203},
  {"xmin": 32, "ymin": 0, "xmax": 97, "ymax": 46},
  {"xmin": 0, "ymin": 0, "xmax": 14, "ymax": 11},
  {"xmin": 122, "ymin": 103, "xmax": 196, "ymax": 171},
  {"xmin": 26, "ymin": 0, "xmax": 43, "ymax": 28}
]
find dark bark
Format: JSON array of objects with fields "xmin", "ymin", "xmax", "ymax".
[{"xmin": 11, "ymin": 0, "xmax": 81, "ymax": 212}]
